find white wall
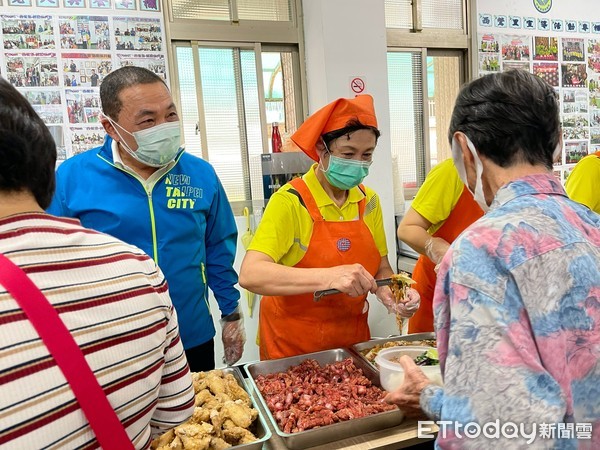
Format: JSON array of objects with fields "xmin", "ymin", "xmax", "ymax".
[{"xmin": 211, "ymin": 0, "xmax": 403, "ymax": 368}]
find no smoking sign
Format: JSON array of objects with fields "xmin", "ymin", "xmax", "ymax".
[{"xmin": 349, "ymin": 76, "xmax": 366, "ymax": 96}]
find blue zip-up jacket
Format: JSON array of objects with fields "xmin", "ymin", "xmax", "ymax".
[{"xmin": 48, "ymin": 137, "xmax": 240, "ymax": 349}]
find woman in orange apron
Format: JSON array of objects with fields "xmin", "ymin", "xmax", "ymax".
[
  {"xmin": 239, "ymin": 95, "xmax": 420, "ymax": 360},
  {"xmin": 397, "ymin": 159, "xmax": 483, "ymax": 333}
]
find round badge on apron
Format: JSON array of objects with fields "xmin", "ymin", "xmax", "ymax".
[{"xmin": 337, "ymin": 237, "xmax": 351, "ymax": 252}]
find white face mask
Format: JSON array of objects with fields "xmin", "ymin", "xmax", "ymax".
[
  {"xmin": 107, "ymin": 117, "xmax": 182, "ymax": 167},
  {"xmin": 552, "ymin": 141, "xmax": 563, "ymax": 164},
  {"xmin": 451, "ymin": 134, "xmax": 489, "ymax": 213}
]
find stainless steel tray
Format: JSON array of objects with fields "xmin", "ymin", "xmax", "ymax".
[
  {"xmin": 244, "ymin": 348, "xmax": 404, "ymax": 449},
  {"xmin": 351, "ymin": 332, "xmax": 437, "ymax": 369},
  {"xmin": 211, "ymin": 367, "xmax": 272, "ymax": 450}
]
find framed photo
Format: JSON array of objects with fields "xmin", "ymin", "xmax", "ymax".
[
  {"xmin": 62, "ymin": 0, "xmax": 85, "ymax": 7},
  {"xmin": 139, "ymin": 0, "xmax": 159, "ymax": 12},
  {"xmin": 115, "ymin": 0, "xmax": 135, "ymax": 9},
  {"xmin": 85, "ymin": 61, "xmax": 91, "ymax": 68},
  {"xmin": 80, "ymin": 75, "xmax": 87, "ymax": 83},
  {"xmin": 90, "ymin": 0, "xmax": 110, "ymax": 8},
  {"xmin": 8, "ymin": 0, "xmax": 33, "ymax": 6},
  {"xmin": 36, "ymin": 0, "xmax": 59, "ymax": 6}
]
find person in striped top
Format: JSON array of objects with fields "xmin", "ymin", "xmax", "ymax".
[{"xmin": 0, "ymin": 78, "xmax": 195, "ymax": 448}]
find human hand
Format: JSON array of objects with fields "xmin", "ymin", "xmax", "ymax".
[
  {"xmin": 325, "ymin": 264, "xmax": 377, "ymax": 297},
  {"xmin": 220, "ymin": 307, "xmax": 246, "ymax": 366},
  {"xmin": 424, "ymin": 237, "xmax": 450, "ymax": 265},
  {"xmin": 376, "ymin": 286, "xmax": 420, "ymax": 318},
  {"xmin": 384, "ymin": 355, "xmax": 431, "ymax": 417}
]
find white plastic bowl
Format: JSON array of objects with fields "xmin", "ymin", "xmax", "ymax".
[{"xmin": 375, "ymin": 346, "xmax": 443, "ymax": 392}]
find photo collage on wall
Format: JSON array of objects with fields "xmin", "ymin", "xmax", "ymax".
[
  {"xmin": 478, "ymin": 12, "xmax": 600, "ymax": 184},
  {"xmin": 0, "ymin": 5, "xmax": 167, "ymax": 161}
]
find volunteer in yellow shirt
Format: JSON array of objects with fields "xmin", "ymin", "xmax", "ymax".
[
  {"xmin": 565, "ymin": 151, "xmax": 600, "ymax": 214},
  {"xmin": 239, "ymin": 95, "xmax": 420, "ymax": 360},
  {"xmin": 397, "ymin": 158, "xmax": 483, "ymax": 333}
]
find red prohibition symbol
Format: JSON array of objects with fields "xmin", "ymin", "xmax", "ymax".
[{"xmin": 351, "ymin": 77, "xmax": 365, "ymax": 94}]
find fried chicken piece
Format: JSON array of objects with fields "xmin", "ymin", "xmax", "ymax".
[
  {"xmin": 195, "ymin": 389, "xmax": 214, "ymax": 407},
  {"xmin": 221, "ymin": 419, "xmax": 235, "ymax": 430},
  {"xmin": 239, "ymin": 432, "xmax": 258, "ymax": 445},
  {"xmin": 168, "ymin": 436, "xmax": 184, "ymax": 450},
  {"xmin": 151, "ymin": 429, "xmax": 175, "ymax": 449},
  {"xmin": 214, "ymin": 392, "xmax": 233, "ymax": 404},
  {"xmin": 220, "ymin": 400, "xmax": 257, "ymax": 429},
  {"xmin": 192, "ymin": 372, "xmax": 208, "ymax": 393},
  {"xmin": 209, "ymin": 437, "xmax": 232, "ymax": 450},
  {"xmin": 191, "ymin": 406, "xmax": 211, "ymax": 423},
  {"xmin": 175, "ymin": 423, "xmax": 213, "ymax": 450},
  {"xmin": 209, "ymin": 408, "xmax": 223, "ymax": 432},
  {"xmin": 223, "ymin": 374, "xmax": 250, "ymax": 405},
  {"xmin": 222, "ymin": 426, "xmax": 257, "ymax": 445},
  {"xmin": 206, "ymin": 372, "xmax": 227, "ymax": 396}
]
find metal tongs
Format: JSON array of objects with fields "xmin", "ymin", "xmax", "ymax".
[{"xmin": 313, "ymin": 274, "xmax": 415, "ymax": 302}]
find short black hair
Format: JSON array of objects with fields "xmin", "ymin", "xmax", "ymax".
[
  {"xmin": 321, "ymin": 118, "xmax": 381, "ymax": 148},
  {"xmin": 448, "ymin": 69, "xmax": 560, "ymax": 170},
  {"xmin": 100, "ymin": 66, "xmax": 166, "ymax": 120},
  {"xmin": 0, "ymin": 77, "xmax": 56, "ymax": 209}
]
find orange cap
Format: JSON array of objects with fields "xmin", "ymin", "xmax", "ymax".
[{"xmin": 291, "ymin": 95, "xmax": 378, "ymax": 161}]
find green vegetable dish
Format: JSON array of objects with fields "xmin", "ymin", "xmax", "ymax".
[{"xmin": 413, "ymin": 348, "xmax": 439, "ymax": 366}]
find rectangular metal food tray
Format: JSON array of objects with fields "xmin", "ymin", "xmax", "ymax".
[
  {"xmin": 219, "ymin": 367, "xmax": 272, "ymax": 450},
  {"xmin": 350, "ymin": 332, "xmax": 436, "ymax": 370},
  {"xmin": 244, "ymin": 348, "xmax": 404, "ymax": 449}
]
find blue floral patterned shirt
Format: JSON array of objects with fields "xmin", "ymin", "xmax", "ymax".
[{"xmin": 421, "ymin": 173, "xmax": 600, "ymax": 449}]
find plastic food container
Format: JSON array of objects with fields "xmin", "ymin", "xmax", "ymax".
[{"xmin": 375, "ymin": 346, "xmax": 443, "ymax": 391}]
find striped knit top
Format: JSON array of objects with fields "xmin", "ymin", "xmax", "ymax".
[{"xmin": 0, "ymin": 213, "xmax": 195, "ymax": 449}]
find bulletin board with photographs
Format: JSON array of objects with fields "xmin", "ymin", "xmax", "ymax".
[
  {"xmin": 67, "ymin": 125, "xmax": 105, "ymax": 156},
  {"xmin": 58, "ymin": 15, "xmax": 110, "ymax": 50},
  {"xmin": 4, "ymin": 52, "xmax": 60, "ymax": 86},
  {"xmin": 478, "ymin": 5, "xmax": 600, "ymax": 184},
  {"xmin": 2, "ymin": 14, "xmax": 56, "ymax": 49},
  {"xmin": 116, "ymin": 52, "xmax": 165, "ymax": 78},
  {"xmin": 61, "ymin": 52, "xmax": 111, "ymax": 87},
  {"xmin": 113, "ymin": 16, "xmax": 162, "ymax": 52},
  {"xmin": 0, "ymin": 5, "xmax": 168, "ymax": 162}
]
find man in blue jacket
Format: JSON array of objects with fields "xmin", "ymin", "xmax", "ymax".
[{"xmin": 48, "ymin": 66, "xmax": 245, "ymax": 371}]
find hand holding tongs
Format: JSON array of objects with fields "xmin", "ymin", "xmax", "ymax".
[{"xmin": 314, "ymin": 277, "xmax": 396, "ymax": 302}]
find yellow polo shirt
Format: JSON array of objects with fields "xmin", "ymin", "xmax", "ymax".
[
  {"xmin": 248, "ymin": 164, "xmax": 388, "ymax": 267},
  {"xmin": 410, "ymin": 158, "xmax": 465, "ymax": 235},
  {"xmin": 565, "ymin": 153, "xmax": 600, "ymax": 214}
]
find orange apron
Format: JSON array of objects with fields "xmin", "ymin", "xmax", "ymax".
[
  {"xmin": 259, "ymin": 178, "xmax": 381, "ymax": 360},
  {"xmin": 408, "ymin": 186, "xmax": 484, "ymax": 333}
]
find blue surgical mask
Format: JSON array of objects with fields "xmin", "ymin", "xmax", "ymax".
[
  {"xmin": 320, "ymin": 151, "xmax": 372, "ymax": 190},
  {"xmin": 107, "ymin": 117, "xmax": 182, "ymax": 167}
]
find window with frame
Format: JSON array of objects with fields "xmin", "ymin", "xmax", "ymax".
[
  {"xmin": 165, "ymin": 0, "xmax": 304, "ymax": 211},
  {"xmin": 385, "ymin": 0, "xmax": 468, "ymax": 198}
]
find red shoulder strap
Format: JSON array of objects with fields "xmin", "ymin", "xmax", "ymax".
[{"xmin": 0, "ymin": 253, "xmax": 134, "ymax": 449}]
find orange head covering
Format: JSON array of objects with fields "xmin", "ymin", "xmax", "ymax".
[{"xmin": 291, "ymin": 95, "xmax": 378, "ymax": 161}]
